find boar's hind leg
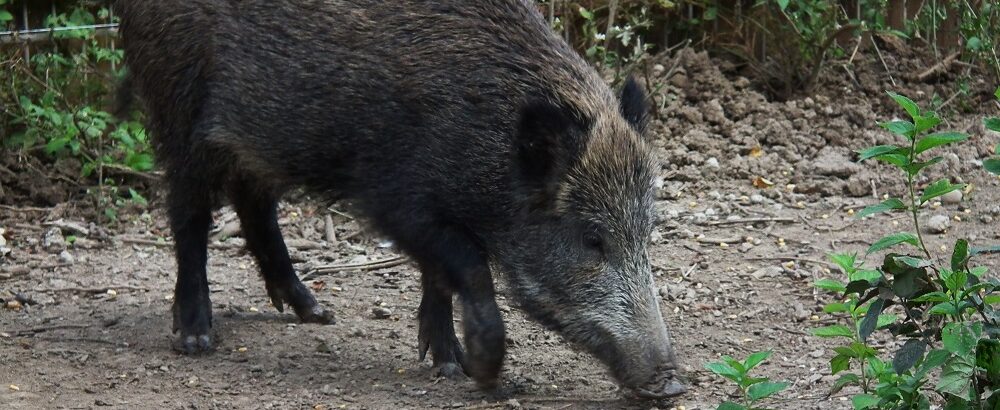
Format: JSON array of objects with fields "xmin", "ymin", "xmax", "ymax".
[
  {"xmin": 418, "ymin": 272, "xmax": 466, "ymax": 379},
  {"xmin": 168, "ymin": 176, "xmax": 214, "ymax": 354},
  {"xmin": 407, "ymin": 226, "xmax": 506, "ymax": 389},
  {"xmin": 228, "ymin": 176, "xmax": 334, "ymax": 325}
]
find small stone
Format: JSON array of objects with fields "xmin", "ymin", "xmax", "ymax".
[
  {"xmin": 43, "ymin": 227, "xmax": 66, "ymax": 252},
  {"xmin": 981, "ymin": 215, "xmax": 995, "ymax": 224},
  {"xmin": 750, "ymin": 194, "xmax": 765, "ymax": 204},
  {"xmin": 941, "ymin": 190, "xmax": 962, "ymax": 204},
  {"xmin": 372, "ymin": 307, "xmax": 392, "ymax": 319},
  {"xmin": 703, "ymin": 157, "xmax": 720, "ymax": 172},
  {"xmin": 58, "ymin": 250, "xmax": 75, "ymax": 265},
  {"xmin": 751, "ymin": 266, "xmax": 783, "ymax": 279},
  {"xmin": 925, "ymin": 215, "xmax": 950, "ymax": 234}
]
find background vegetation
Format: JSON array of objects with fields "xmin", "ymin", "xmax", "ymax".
[{"xmin": 2, "ymin": 1, "xmax": 1000, "ymax": 408}]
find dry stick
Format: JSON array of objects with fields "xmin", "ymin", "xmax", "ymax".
[
  {"xmin": 324, "ymin": 214, "xmax": 337, "ymax": 244},
  {"xmin": 706, "ymin": 217, "xmax": 795, "ymax": 226},
  {"xmin": 0, "ymin": 204, "xmax": 52, "ymax": 212},
  {"xmin": 804, "ymin": 24, "xmax": 861, "ymax": 91},
  {"xmin": 35, "ymin": 285, "xmax": 150, "ymax": 294},
  {"xmin": 303, "ymin": 256, "xmax": 410, "ymax": 280},
  {"xmin": 870, "ymin": 34, "xmax": 897, "ymax": 87},
  {"xmin": 695, "ymin": 236, "xmax": 744, "ymax": 244},
  {"xmin": 6, "ymin": 324, "xmax": 89, "ymax": 336},
  {"xmin": 746, "ymin": 255, "xmax": 831, "ymax": 267},
  {"xmin": 915, "ymin": 51, "xmax": 960, "ymax": 81},
  {"xmin": 116, "ymin": 236, "xmax": 239, "ymax": 250}
]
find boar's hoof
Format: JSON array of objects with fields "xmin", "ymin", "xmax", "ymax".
[
  {"xmin": 266, "ymin": 281, "xmax": 335, "ymax": 325},
  {"xmin": 297, "ymin": 304, "xmax": 336, "ymax": 325},
  {"xmin": 173, "ymin": 334, "xmax": 213, "ymax": 354},
  {"xmin": 634, "ymin": 377, "xmax": 687, "ymax": 399},
  {"xmin": 432, "ymin": 362, "xmax": 468, "ymax": 380}
]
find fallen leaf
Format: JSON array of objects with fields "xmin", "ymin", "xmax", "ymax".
[
  {"xmin": 749, "ymin": 146, "xmax": 764, "ymax": 158},
  {"xmin": 752, "ymin": 176, "xmax": 774, "ymax": 188}
]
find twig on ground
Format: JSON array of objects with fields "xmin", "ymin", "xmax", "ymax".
[
  {"xmin": 0, "ymin": 204, "xmax": 53, "ymax": 212},
  {"xmin": 324, "ymin": 214, "xmax": 337, "ymax": 244},
  {"xmin": 870, "ymin": 35, "xmax": 896, "ymax": 87},
  {"xmin": 747, "ymin": 255, "xmax": 830, "ymax": 267},
  {"xmin": 303, "ymin": 256, "xmax": 410, "ymax": 280},
  {"xmin": 35, "ymin": 285, "xmax": 149, "ymax": 294},
  {"xmin": 695, "ymin": 236, "xmax": 744, "ymax": 245},
  {"xmin": 706, "ymin": 217, "xmax": 795, "ymax": 226},
  {"xmin": 914, "ymin": 51, "xmax": 960, "ymax": 82},
  {"xmin": 5, "ymin": 324, "xmax": 89, "ymax": 336}
]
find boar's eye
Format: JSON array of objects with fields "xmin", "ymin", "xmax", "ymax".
[{"xmin": 582, "ymin": 230, "xmax": 605, "ymax": 255}]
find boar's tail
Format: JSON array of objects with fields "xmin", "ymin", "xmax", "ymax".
[{"xmin": 113, "ymin": 69, "xmax": 136, "ymax": 120}]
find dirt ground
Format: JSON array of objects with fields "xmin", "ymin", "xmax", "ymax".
[{"xmin": 2, "ymin": 42, "xmax": 1000, "ymax": 409}]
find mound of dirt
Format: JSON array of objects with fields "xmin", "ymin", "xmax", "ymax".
[{"xmin": 644, "ymin": 45, "xmax": 997, "ymax": 200}]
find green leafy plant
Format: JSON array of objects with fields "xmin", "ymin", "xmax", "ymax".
[
  {"xmin": 1, "ymin": 2, "xmax": 153, "ymax": 220},
  {"xmin": 984, "ymin": 87, "xmax": 1000, "ymax": 175},
  {"xmin": 705, "ymin": 351, "xmax": 789, "ymax": 410},
  {"xmin": 813, "ymin": 91, "xmax": 1000, "ymax": 409}
]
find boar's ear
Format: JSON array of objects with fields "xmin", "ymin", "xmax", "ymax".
[
  {"xmin": 514, "ymin": 99, "xmax": 587, "ymax": 210},
  {"xmin": 619, "ymin": 76, "xmax": 649, "ymax": 134}
]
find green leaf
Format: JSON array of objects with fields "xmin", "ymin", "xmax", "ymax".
[
  {"xmin": 915, "ymin": 132, "xmax": 968, "ymax": 154},
  {"xmin": 903, "ymin": 156, "xmax": 942, "ymax": 176},
  {"xmin": 895, "ymin": 255, "xmax": 931, "ymax": 268},
  {"xmin": 937, "ymin": 355, "xmax": 975, "ymax": 397},
  {"xmin": 877, "ymin": 314, "xmax": 897, "ymax": 328},
  {"xmin": 828, "ymin": 253, "xmax": 857, "ymax": 273},
  {"xmin": 852, "ymin": 393, "xmax": 880, "ymax": 409},
  {"xmin": 942, "ymin": 322, "xmax": 982, "ymax": 357},
  {"xmin": 877, "ymin": 153, "xmax": 911, "ymax": 168},
  {"xmin": 867, "ymin": 233, "xmax": 919, "ymax": 255},
  {"xmin": 743, "ymin": 351, "xmax": 772, "ymax": 371},
  {"xmin": 717, "ymin": 402, "xmax": 747, "ymax": 410},
  {"xmin": 824, "ymin": 302, "xmax": 851, "ymax": 314},
  {"xmin": 815, "ymin": 279, "xmax": 846, "ymax": 293},
  {"xmin": 929, "ymin": 302, "xmax": 960, "ymax": 316},
  {"xmin": 995, "ymin": 86, "xmax": 1000, "ymax": 100},
  {"xmin": 887, "ymin": 91, "xmax": 920, "ymax": 119},
  {"xmin": 856, "ymin": 198, "xmax": 906, "ymax": 218},
  {"xmin": 831, "ymin": 353, "xmax": 852, "ymax": 374},
  {"xmin": 912, "ymin": 291, "xmax": 949, "ymax": 303},
  {"xmin": 914, "ymin": 349, "xmax": 952, "ymax": 379},
  {"xmin": 893, "ymin": 339, "xmax": 927, "ymax": 374},
  {"xmin": 943, "ymin": 269, "xmax": 968, "ymax": 294},
  {"xmin": 850, "ymin": 269, "xmax": 882, "ymax": 283},
  {"xmin": 747, "ymin": 381, "xmax": 788, "ymax": 401},
  {"xmin": 919, "ymin": 179, "xmax": 964, "ymax": 205},
  {"xmin": 0, "ymin": 10, "xmax": 13, "ymax": 22},
  {"xmin": 858, "ymin": 145, "xmax": 903, "ymax": 161},
  {"xmin": 775, "ymin": 0, "xmax": 790, "ymax": 11},
  {"xmin": 913, "ymin": 114, "xmax": 941, "ymax": 134},
  {"xmin": 951, "ymin": 239, "xmax": 969, "ymax": 272},
  {"xmin": 985, "ymin": 117, "xmax": 1000, "ymax": 132},
  {"xmin": 830, "ymin": 373, "xmax": 860, "ymax": 394},
  {"xmin": 880, "ymin": 120, "xmax": 916, "ymax": 138},
  {"xmin": 704, "ymin": 362, "xmax": 741, "ymax": 382},
  {"xmin": 813, "ymin": 325, "xmax": 855, "ymax": 339},
  {"xmin": 984, "ymin": 158, "xmax": 1000, "ymax": 175},
  {"xmin": 858, "ymin": 299, "xmax": 883, "ymax": 343}
]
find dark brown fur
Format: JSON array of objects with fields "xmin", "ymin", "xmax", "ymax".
[{"xmin": 116, "ymin": 0, "xmax": 684, "ymax": 397}]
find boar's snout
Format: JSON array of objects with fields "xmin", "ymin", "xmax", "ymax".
[
  {"xmin": 604, "ymin": 295, "xmax": 687, "ymax": 400},
  {"xmin": 633, "ymin": 367, "xmax": 687, "ymax": 399}
]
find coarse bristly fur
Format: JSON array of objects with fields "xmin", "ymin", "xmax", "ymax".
[{"xmin": 115, "ymin": 0, "xmax": 685, "ymax": 398}]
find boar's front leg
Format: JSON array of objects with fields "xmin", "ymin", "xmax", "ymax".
[
  {"xmin": 410, "ymin": 226, "xmax": 506, "ymax": 389},
  {"xmin": 228, "ymin": 176, "xmax": 334, "ymax": 325},
  {"xmin": 418, "ymin": 273, "xmax": 466, "ymax": 379}
]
